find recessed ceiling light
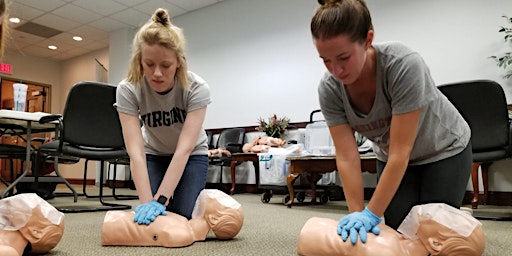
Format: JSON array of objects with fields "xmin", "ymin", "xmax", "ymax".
[
  {"xmin": 73, "ymin": 36, "xmax": 82, "ymax": 41},
  {"xmin": 48, "ymin": 45, "xmax": 57, "ymax": 50},
  {"xmin": 9, "ymin": 17, "xmax": 20, "ymax": 23}
]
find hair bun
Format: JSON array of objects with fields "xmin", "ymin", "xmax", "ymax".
[{"xmin": 152, "ymin": 8, "xmax": 171, "ymax": 27}]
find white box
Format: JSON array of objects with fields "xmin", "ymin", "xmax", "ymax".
[{"xmin": 258, "ymin": 153, "xmax": 290, "ymax": 186}]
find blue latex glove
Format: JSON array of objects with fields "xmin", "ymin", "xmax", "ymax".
[
  {"xmin": 337, "ymin": 207, "xmax": 381, "ymax": 244},
  {"xmin": 133, "ymin": 200, "xmax": 167, "ymax": 225}
]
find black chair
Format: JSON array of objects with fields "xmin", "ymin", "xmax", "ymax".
[
  {"xmin": 438, "ymin": 79, "xmax": 512, "ymax": 220},
  {"xmin": 206, "ymin": 130, "xmax": 214, "ymax": 149},
  {"xmin": 37, "ymin": 81, "xmax": 132, "ymax": 213},
  {"xmin": 209, "ymin": 128, "xmax": 245, "ymax": 189}
]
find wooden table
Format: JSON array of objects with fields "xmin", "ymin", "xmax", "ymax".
[
  {"xmin": 229, "ymin": 153, "xmax": 260, "ymax": 195},
  {"xmin": 284, "ymin": 154, "xmax": 377, "ymax": 207}
]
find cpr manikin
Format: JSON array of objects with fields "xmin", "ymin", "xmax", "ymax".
[
  {"xmin": 242, "ymin": 136, "xmax": 286, "ymax": 153},
  {"xmin": 102, "ymin": 189, "xmax": 244, "ymax": 247},
  {"xmin": 0, "ymin": 193, "xmax": 65, "ymax": 256},
  {"xmin": 297, "ymin": 203, "xmax": 485, "ymax": 256}
]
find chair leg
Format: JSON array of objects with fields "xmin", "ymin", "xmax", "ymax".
[
  {"xmin": 57, "ymin": 160, "xmax": 132, "ymax": 213},
  {"xmin": 51, "ymin": 156, "xmax": 78, "ymax": 203},
  {"xmin": 471, "ymin": 162, "xmax": 480, "ymax": 209},
  {"xmin": 83, "ymin": 159, "xmax": 90, "ymax": 197},
  {"xmin": 481, "ymin": 162, "xmax": 491, "ymax": 205},
  {"xmin": 97, "ymin": 160, "xmax": 132, "ymax": 209},
  {"xmin": 111, "ymin": 162, "xmax": 138, "ymax": 200},
  {"xmin": 82, "ymin": 159, "xmax": 115, "ymax": 199},
  {"xmin": 219, "ymin": 165, "xmax": 224, "ymax": 190}
]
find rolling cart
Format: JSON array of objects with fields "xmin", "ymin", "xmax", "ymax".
[{"xmin": 259, "ymin": 109, "xmax": 337, "ymax": 205}]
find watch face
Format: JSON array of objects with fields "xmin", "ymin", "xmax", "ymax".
[{"xmin": 157, "ymin": 195, "xmax": 167, "ymax": 204}]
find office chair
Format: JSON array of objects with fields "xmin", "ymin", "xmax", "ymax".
[
  {"xmin": 438, "ymin": 79, "xmax": 512, "ymax": 220},
  {"xmin": 206, "ymin": 130, "xmax": 214, "ymax": 149},
  {"xmin": 37, "ymin": 81, "xmax": 132, "ymax": 213},
  {"xmin": 209, "ymin": 128, "xmax": 245, "ymax": 190}
]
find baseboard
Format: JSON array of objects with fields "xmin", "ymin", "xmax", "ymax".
[
  {"xmin": 76, "ymin": 180, "xmax": 512, "ymax": 206},
  {"xmin": 67, "ymin": 179, "xmax": 134, "ymax": 189}
]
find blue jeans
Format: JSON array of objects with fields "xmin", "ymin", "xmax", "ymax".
[{"xmin": 146, "ymin": 154, "xmax": 208, "ymax": 219}]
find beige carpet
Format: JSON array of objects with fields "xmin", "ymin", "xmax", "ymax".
[{"xmin": 7, "ymin": 185, "xmax": 512, "ymax": 255}]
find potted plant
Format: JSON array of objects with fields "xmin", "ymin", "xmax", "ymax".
[
  {"xmin": 256, "ymin": 114, "xmax": 290, "ymax": 139},
  {"xmin": 490, "ymin": 15, "xmax": 512, "ymax": 79}
]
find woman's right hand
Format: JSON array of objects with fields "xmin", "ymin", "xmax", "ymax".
[{"xmin": 133, "ymin": 200, "xmax": 167, "ymax": 225}]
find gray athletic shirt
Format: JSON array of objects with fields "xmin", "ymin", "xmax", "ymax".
[
  {"xmin": 318, "ymin": 42, "xmax": 470, "ymax": 165},
  {"xmin": 115, "ymin": 71, "xmax": 211, "ymax": 155}
]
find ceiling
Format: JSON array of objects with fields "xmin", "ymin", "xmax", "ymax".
[{"xmin": 5, "ymin": 0, "xmax": 225, "ymax": 62}]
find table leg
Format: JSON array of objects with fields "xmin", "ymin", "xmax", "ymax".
[
  {"xmin": 471, "ymin": 163, "xmax": 480, "ymax": 209},
  {"xmin": 285, "ymin": 172, "xmax": 300, "ymax": 208},
  {"xmin": 252, "ymin": 160, "xmax": 260, "ymax": 189},
  {"xmin": 230, "ymin": 160, "xmax": 238, "ymax": 195},
  {"xmin": 310, "ymin": 173, "xmax": 318, "ymax": 204}
]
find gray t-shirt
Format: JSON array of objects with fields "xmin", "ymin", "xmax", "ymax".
[
  {"xmin": 115, "ymin": 71, "xmax": 212, "ymax": 155},
  {"xmin": 318, "ymin": 42, "xmax": 470, "ymax": 165}
]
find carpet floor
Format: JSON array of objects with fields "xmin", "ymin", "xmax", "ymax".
[{"xmin": 5, "ymin": 184, "xmax": 512, "ymax": 255}]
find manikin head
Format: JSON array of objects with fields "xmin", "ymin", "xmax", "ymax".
[
  {"xmin": 192, "ymin": 189, "xmax": 244, "ymax": 239},
  {"xmin": 399, "ymin": 203, "xmax": 485, "ymax": 256},
  {"xmin": 0, "ymin": 193, "xmax": 64, "ymax": 254}
]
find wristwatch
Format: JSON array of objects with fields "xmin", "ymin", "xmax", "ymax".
[{"xmin": 157, "ymin": 195, "xmax": 167, "ymax": 205}]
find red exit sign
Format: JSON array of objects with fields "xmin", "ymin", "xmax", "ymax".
[{"xmin": 0, "ymin": 62, "xmax": 12, "ymax": 74}]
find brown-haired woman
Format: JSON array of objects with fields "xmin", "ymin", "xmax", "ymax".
[{"xmin": 310, "ymin": 0, "xmax": 472, "ymax": 244}]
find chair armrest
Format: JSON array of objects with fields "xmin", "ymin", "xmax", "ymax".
[
  {"xmin": 227, "ymin": 143, "xmax": 243, "ymax": 153},
  {"xmin": 39, "ymin": 114, "xmax": 65, "ymax": 153},
  {"xmin": 39, "ymin": 114, "xmax": 62, "ymax": 124}
]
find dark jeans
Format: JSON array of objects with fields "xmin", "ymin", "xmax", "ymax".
[
  {"xmin": 146, "ymin": 154, "xmax": 208, "ymax": 219},
  {"xmin": 376, "ymin": 144, "xmax": 472, "ymax": 230}
]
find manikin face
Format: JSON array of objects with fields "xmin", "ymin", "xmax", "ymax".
[
  {"xmin": 314, "ymin": 32, "xmax": 372, "ymax": 85},
  {"xmin": 141, "ymin": 43, "xmax": 180, "ymax": 93}
]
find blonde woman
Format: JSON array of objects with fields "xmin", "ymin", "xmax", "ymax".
[{"xmin": 115, "ymin": 8, "xmax": 211, "ymax": 224}]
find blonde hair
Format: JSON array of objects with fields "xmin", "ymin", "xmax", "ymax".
[{"xmin": 127, "ymin": 8, "xmax": 189, "ymax": 89}]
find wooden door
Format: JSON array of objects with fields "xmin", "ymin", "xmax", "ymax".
[{"xmin": 0, "ymin": 78, "xmax": 51, "ymax": 181}]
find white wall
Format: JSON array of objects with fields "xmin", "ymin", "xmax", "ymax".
[
  {"xmin": 175, "ymin": 0, "xmax": 512, "ymax": 129},
  {"xmin": 2, "ymin": 51, "xmax": 61, "ymax": 112}
]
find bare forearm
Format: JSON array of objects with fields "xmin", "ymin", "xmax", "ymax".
[
  {"xmin": 338, "ymin": 159, "xmax": 365, "ymax": 212},
  {"xmin": 130, "ymin": 155, "xmax": 153, "ymax": 203},
  {"xmin": 367, "ymin": 156, "xmax": 408, "ymax": 216}
]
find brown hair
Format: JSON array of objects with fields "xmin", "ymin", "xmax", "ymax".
[
  {"xmin": 311, "ymin": 0, "xmax": 373, "ymax": 43},
  {"xmin": 127, "ymin": 8, "xmax": 189, "ymax": 89}
]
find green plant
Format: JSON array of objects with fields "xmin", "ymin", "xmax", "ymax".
[
  {"xmin": 490, "ymin": 15, "xmax": 512, "ymax": 79},
  {"xmin": 256, "ymin": 114, "xmax": 290, "ymax": 138}
]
